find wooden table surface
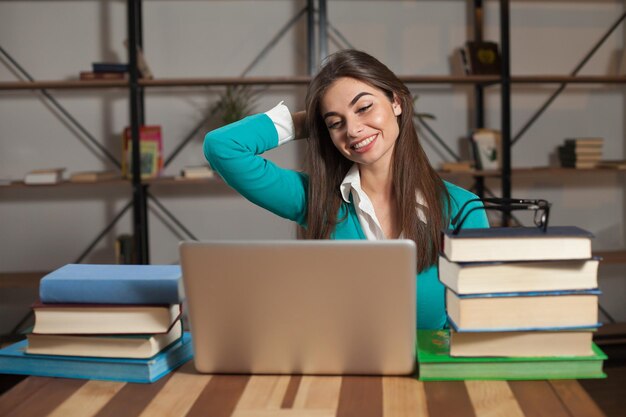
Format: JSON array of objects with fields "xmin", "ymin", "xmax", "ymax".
[{"xmin": 0, "ymin": 361, "xmax": 607, "ymax": 417}]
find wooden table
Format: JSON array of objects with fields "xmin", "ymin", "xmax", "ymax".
[{"xmin": 0, "ymin": 361, "xmax": 607, "ymax": 417}]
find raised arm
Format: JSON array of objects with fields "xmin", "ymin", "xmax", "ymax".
[{"xmin": 203, "ymin": 103, "xmax": 309, "ymax": 225}]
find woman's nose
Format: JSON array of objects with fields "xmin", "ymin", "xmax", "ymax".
[{"xmin": 346, "ymin": 117, "xmax": 364, "ymax": 138}]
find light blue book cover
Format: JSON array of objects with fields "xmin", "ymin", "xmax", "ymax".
[
  {"xmin": 39, "ymin": 264, "xmax": 182, "ymax": 304},
  {"xmin": 0, "ymin": 332, "xmax": 193, "ymax": 383}
]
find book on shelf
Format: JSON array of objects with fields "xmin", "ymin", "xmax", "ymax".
[
  {"xmin": 121, "ymin": 125, "xmax": 163, "ymax": 179},
  {"xmin": 0, "ymin": 332, "xmax": 192, "ymax": 383},
  {"xmin": 564, "ymin": 137, "xmax": 604, "ymax": 147},
  {"xmin": 464, "ymin": 41, "xmax": 502, "ymax": 75},
  {"xmin": 179, "ymin": 165, "xmax": 215, "ymax": 179},
  {"xmin": 470, "ymin": 129, "xmax": 501, "ymax": 170},
  {"xmin": 597, "ymin": 160, "xmax": 626, "ymax": 169},
  {"xmin": 26, "ymin": 320, "xmax": 183, "ymax": 359},
  {"xmin": 92, "ymin": 62, "xmax": 129, "ymax": 73},
  {"xmin": 438, "ymin": 257, "xmax": 599, "ymax": 295},
  {"xmin": 558, "ymin": 142, "xmax": 602, "ymax": 169},
  {"xmin": 416, "ymin": 330, "xmax": 606, "ymax": 381},
  {"xmin": 23, "ymin": 168, "xmax": 65, "ymax": 185},
  {"xmin": 79, "ymin": 71, "xmax": 126, "ymax": 81},
  {"xmin": 560, "ymin": 160, "xmax": 599, "ymax": 169},
  {"xmin": 69, "ymin": 170, "xmax": 120, "ymax": 183},
  {"xmin": 446, "ymin": 288, "xmax": 601, "ymax": 331},
  {"xmin": 442, "ymin": 226, "xmax": 593, "ymax": 262},
  {"xmin": 440, "ymin": 161, "xmax": 473, "ymax": 172},
  {"xmin": 559, "ymin": 145, "xmax": 603, "ymax": 156},
  {"xmin": 32, "ymin": 302, "xmax": 182, "ymax": 335},
  {"xmin": 39, "ymin": 264, "xmax": 182, "ymax": 305},
  {"xmin": 449, "ymin": 328, "xmax": 595, "ymax": 357}
]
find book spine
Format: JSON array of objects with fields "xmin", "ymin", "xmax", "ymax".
[
  {"xmin": 92, "ymin": 63, "xmax": 129, "ymax": 73},
  {"xmin": 39, "ymin": 279, "xmax": 180, "ymax": 304}
]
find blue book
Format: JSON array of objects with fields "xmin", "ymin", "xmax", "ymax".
[
  {"xmin": 442, "ymin": 226, "xmax": 594, "ymax": 262},
  {"xmin": 39, "ymin": 264, "xmax": 182, "ymax": 305},
  {"xmin": 92, "ymin": 62, "xmax": 129, "ymax": 73},
  {"xmin": 0, "ymin": 332, "xmax": 193, "ymax": 383}
]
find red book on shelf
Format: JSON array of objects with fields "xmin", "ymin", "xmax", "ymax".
[{"xmin": 121, "ymin": 125, "xmax": 163, "ymax": 178}]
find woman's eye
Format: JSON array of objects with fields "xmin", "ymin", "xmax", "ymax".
[
  {"xmin": 357, "ymin": 104, "xmax": 372, "ymax": 113},
  {"xmin": 327, "ymin": 121, "xmax": 341, "ymax": 130}
]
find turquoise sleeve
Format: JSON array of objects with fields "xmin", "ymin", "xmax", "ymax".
[
  {"xmin": 204, "ymin": 114, "xmax": 308, "ymax": 225},
  {"xmin": 416, "ymin": 182, "xmax": 490, "ymax": 329}
]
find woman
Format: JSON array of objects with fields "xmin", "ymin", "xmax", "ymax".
[{"xmin": 204, "ymin": 49, "xmax": 488, "ymax": 329}]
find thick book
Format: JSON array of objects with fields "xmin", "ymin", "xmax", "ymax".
[
  {"xmin": 442, "ymin": 226, "xmax": 593, "ymax": 262},
  {"xmin": 79, "ymin": 71, "xmax": 126, "ymax": 81},
  {"xmin": 32, "ymin": 303, "xmax": 182, "ymax": 335},
  {"xmin": 69, "ymin": 170, "xmax": 120, "ymax": 183},
  {"xmin": 27, "ymin": 321, "xmax": 183, "ymax": 358},
  {"xmin": 39, "ymin": 264, "xmax": 181, "ymax": 304},
  {"xmin": 446, "ymin": 288, "xmax": 601, "ymax": 331},
  {"xmin": 121, "ymin": 125, "xmax": 163, "ymax": 179},
  {"xmin": 0, "ymin": 332, "xmax": 192, "ymax": 383},
  {"xmin": 449, "ymin": 328, "xmax": 594, "ymax": 357},
  {"xmin": 416, "ymin": 330, "xmax": 606, "ymax": 381},
  {"xmin": 560, "ymin": 160, "xmax": 598, "ymax": 169},
  {"xmin": 564, "ymin": 138, "xmax": 603, "ymax": 147},
  {"xmin": 596, "ymin": 160, "xmax": 626, "ymax": 170},
  {"xmin": 559, "ymin": 144, "xmax": 603, "ymax": 156},
  {"xmin": 438, "ymin": 256, "xmax": 599, "ymax": 295},
  {"xmin": 179, "ymin": 165, "xmax": 215, "ymax": 179},
  {"xmin": 92, "ymin": 62, "xmax": 129, "ymax": 73},
  {"xmin": 24, "ymin": 168, "xmax": 65, "ymax": 185}
]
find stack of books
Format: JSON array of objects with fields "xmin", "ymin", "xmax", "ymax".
[
  {"xmin": 79, "ymin": 62, "xmax": 129, "ymax": 81},
  {"xmin": 558, "ymin": 138, "xmax": 603, "ymax": 169},
  {"xmin": 417, "ymin": 226, "xmax": 607, "ymax": 380},
  {"xmin": 0, "ymin": 264, "xmax": 192, "ymax": 383}
]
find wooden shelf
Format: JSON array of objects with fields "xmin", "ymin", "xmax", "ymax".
[
  {"xmin": 511, "ymin": 75, "xmax": 626, "ymax": 84},
  {"xmin": 3, "ymin": 167, "xmax": 622, "ymax": 190},
  {"xmin": 3, "ymin": 75, "xmax": 626, "ymax": 91},
  {"xmin": 0, "ymin": 178, "xmax": 128, "ymax": 189},
  {"xmin": 0, "ymin": 176, "xmax": 229, "ymax": 189},
  {"xmin": 440, "ymin": 166, "xmax": 626, "ymax": 178},
  {"xmin": 0, "ymin": 80, "xmax": 129, "ymax": 90}
]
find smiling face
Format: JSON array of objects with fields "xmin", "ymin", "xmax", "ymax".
[{"xmin": 320, "ymin": 77, "xmax": 402, "ymax": 169}]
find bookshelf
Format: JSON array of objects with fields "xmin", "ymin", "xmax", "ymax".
[{"xmin": 1, "ymin": 0, "xmax": 625, "ymax": 266}]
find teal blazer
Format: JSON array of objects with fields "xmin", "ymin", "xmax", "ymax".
[{"xmin": 204, "ymin": 113, "xmax": 489, "ymax": 329}]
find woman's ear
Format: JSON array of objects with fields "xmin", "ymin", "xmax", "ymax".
[{"xmin": 392, "ymin": 94, "xmax": 402, "ymax": 116}]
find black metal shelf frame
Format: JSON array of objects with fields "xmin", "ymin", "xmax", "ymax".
[{"xmin": 2, "ymin": 1, "xmax": 625, "ymax": 267}]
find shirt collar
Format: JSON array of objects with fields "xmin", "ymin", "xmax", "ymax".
[
  {"xmin": 340, "ymin": 164, "xmax": 361, "ymax": 203},
  {"xmin": 339, "ymin": 164, "xmax": 429, "ymax": 223}
]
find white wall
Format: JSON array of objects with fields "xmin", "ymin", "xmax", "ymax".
[{"xmin": 1, "ymin": 0, "xmax": 625, "ymax": 323}]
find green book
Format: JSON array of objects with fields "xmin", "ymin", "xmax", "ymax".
[{"xmin": 416, "ymin": 330, "xmax": 607, "ymax": 381}]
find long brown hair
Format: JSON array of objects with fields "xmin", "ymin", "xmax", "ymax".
[{"xmin": 303, "ymin": 49, "xmax": 450, "ymax": 272}]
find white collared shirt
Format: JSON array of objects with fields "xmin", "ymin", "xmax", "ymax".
[{"xmin": 265, "ymin": 102, "xmax": 427, "ymax": 239}]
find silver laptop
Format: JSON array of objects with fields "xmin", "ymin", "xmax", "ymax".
[{"xmin": 179, "ymin": 240, "xmax": 416, "ymax": 375}]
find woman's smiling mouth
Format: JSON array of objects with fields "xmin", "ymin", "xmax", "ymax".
[{"xmin": 350, "ymin": 134, "xmax": 378, "ymax": 152}]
